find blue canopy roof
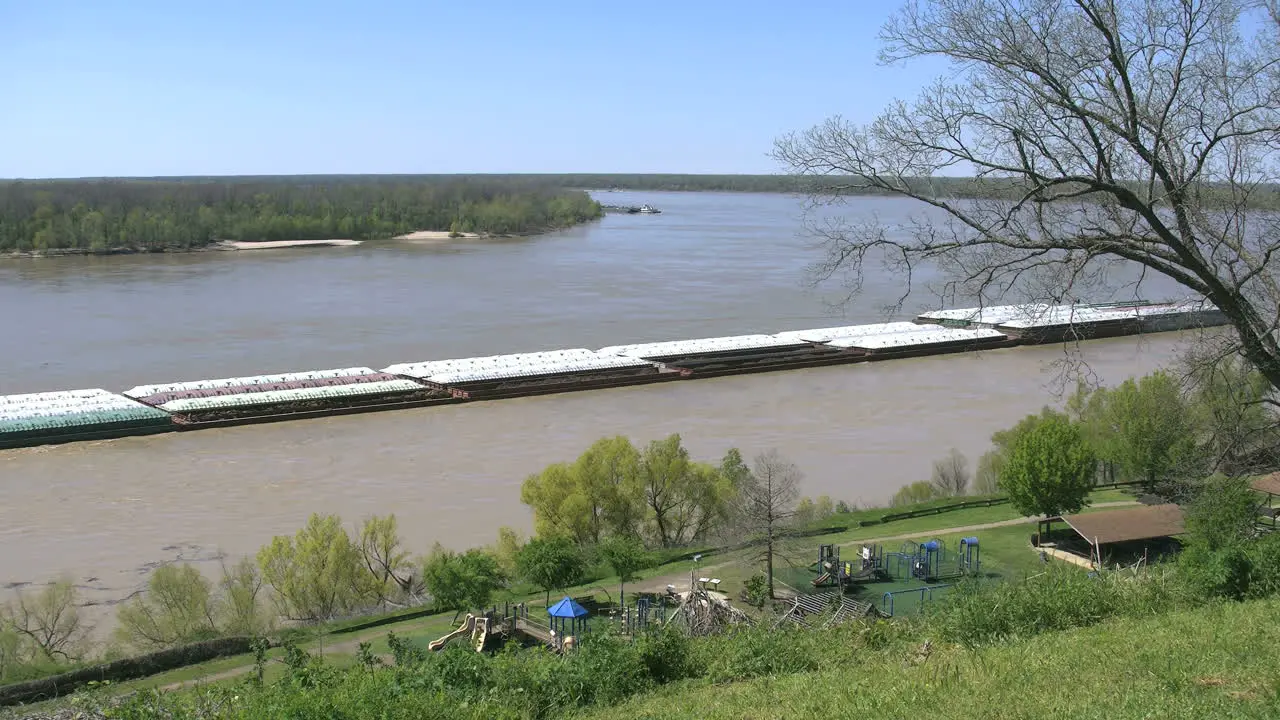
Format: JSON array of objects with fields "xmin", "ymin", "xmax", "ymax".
[{"xmin": 547, "ymin": 596, "xmax": 589, "ymax": 619}]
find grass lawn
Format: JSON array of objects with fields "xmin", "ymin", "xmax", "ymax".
[
  {"xmin": 779, "ymin": 523, "xmax": 1065, "ymax": 616},
  {"xmin": 581, "ymin": 598, "xmax": 1280, "ymax": 720},
  {"xmin": 12, "ymin": 488, "xmax": 1139, "ymax": 701}
]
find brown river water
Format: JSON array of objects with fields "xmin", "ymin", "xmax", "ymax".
[{"xmin": 0, "ymin": 191, "xmax": 1199, "ymax": 621}]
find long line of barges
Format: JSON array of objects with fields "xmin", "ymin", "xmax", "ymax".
[{"xmin": 0, "ymin": 299, "xmax": 1227, "ymax": 450}]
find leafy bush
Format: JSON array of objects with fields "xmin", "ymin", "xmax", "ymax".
[{"xmin": 931, "ymin": 566, "xmax": 1185, "ymax": 647}]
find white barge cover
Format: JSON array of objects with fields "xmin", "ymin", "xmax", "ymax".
[
  {"xmin": 773, "ymin": 322, "xmax": 934, "ymax": 344},
  {"xmin": 385, "ymin": 349, "xmax": 654, "ymax": 383},
  {"xmin": 598, "ymin": 334, "xmax": 809, "ymax": 359},
  {"xmin": 125, "ymin": 368, "xmax": 380, "ymax": 399},
  {"xmin": 826, "ymin": 328, "xmax": 1008, "ymax": 350}
]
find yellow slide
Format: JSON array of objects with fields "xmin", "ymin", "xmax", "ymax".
[{"xmin": 428, "ymin": 613, "xmax": 477, "ymax": 652}]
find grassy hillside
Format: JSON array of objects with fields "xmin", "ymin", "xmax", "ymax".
[{"xmin": 584, "ymin": 598, "xmax": 1280, "ymax": 720}]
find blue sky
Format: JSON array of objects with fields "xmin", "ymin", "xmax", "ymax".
[{"xmin": 0, "ymin": 0, "xmax": 942, "ymax": 177}]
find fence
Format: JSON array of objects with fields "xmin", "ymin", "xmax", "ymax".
[
  {"xmin": 0, "ymin": 636, "xmax": 257, "ymax": 707},
  {"xmin": 867, "ymin": 480, "xmax": 1145, "ymax": 526}
]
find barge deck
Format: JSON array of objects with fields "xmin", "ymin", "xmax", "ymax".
[{"xmin": 0, "ymin": 299, "xmax": 1231, "ymax": 449}]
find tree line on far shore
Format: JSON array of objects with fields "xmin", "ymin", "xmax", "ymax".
[{"xmin": 0, "ymin": 179, "xmax": 602, "ymax": 253}]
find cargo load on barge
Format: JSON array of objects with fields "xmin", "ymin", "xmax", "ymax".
[
  {"xmin": 825, "ymin": 327, "xmax": 1014, "ymax": 358},
  {"xmin": 123, "ymin": 367, "xmax": 456, "ymax": 428},
  {"xmin": 0, "ymin": 389, "xmax": 174, "ymax": 449},
  {"xmin": 0, "ymin": 298, "xmax": 1230, "ymax": 451},
  {"xmin": 915, "ymin": 299, "xmax": 1226, "ymax": 342},
  {"xmin": 384, "ymin": 349, "xmax": 674, "ymax": 400},
  {"xmin": 596, "ymin": 334, "xmax": 855, "ymax": 376}
]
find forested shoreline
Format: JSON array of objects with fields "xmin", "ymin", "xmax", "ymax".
[{"xmin": 0, "ymin": 179, "xmax": 602, "ymax": 254}]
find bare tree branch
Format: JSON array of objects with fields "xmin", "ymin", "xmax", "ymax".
[{"xmin": 774, "ymin": 0, "xmax": 1280, "ymax": 391}]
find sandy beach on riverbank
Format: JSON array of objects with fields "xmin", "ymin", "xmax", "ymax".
[{"xmin": 392, "ymin": 230, "xmax": 484, "ymax": 243}]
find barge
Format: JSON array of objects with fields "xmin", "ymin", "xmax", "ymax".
[
  {"xmin": 124, "ymin": 367, "xmax": 456, "ymax": 428},
  {"xmin": 597, "ymin": 334, "xmax": 857, "ymax": 377},
  {"xmin": 385, "ymin": 349, "xmax": 678, "ymax": 400},
  {"xmin": 0, "ymin": 389, "xmax": 174, "ymax": 449},
  {"xmin": 0, "ymin": 299, "xmax": 1232, "ymax": 450},
  {"xmin": 825, "ymin": 327, "xmax": 1015, "ymax": 360}
]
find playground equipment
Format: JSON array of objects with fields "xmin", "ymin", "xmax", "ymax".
[
  {"xmin": 880, "ymin": 584, "xmax": 953, "ymax": 616},
  {"xmin": 615, "ymin": 596, "xmax": 669, "ymax": 635},
  {"xmin": 887, "ymin": 540, "xmax": 946, "ymax": 581},
  {"xmin": 427, "ymin": 613, "xmax": 494, "ymax": 653},
  {"xmin": 811, "ymin": 543, "xmax": 887, "ymax": 588},
  {"xmin": 959, "ymin": 536, "xmax": 981, "ymax": 575}
]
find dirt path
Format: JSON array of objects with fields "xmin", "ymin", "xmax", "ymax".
[{"xmin": 154, "ymin": 501, "xmax": 1140, "ymax": 691}]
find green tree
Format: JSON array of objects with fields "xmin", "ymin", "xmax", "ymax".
[
  {"xmin": 9, "ymin": 579, "xmax": 85, "ymax": 662},
  {"xmin": 639, "ymin": 434, "xmax": 737, "ymax": 547},
  {"xmin": 573, "ymin": 436, "xmax": 646, "ymax": 539},
  {"xmin": 599, "ymin": 536, "xmax": 653, "ymax": 607},
  {"xmin": 813, "ymin": 495, "xmax": 835, "ymax": 521},
  {"xmin": 973, "ymin": 450, "xmax": 1003, "ymax": 495},
  {"xmin": 421, "ymin": 546, "xmax": 506, "ymax": 620},
  {"xmin": 891, "ymin": 481, "xmax": 937, "ymax": 507},
  {"xmin": 116, "ymin": 564, "xmax": 219, "ymax": 650},
  {"xmin": 1085, "ymin": 372, "xmax": 1203, "ymax": 490},
  {"xmin": 520, "ymin": 436, "xmax": 645, "ymax": 544},
  {"xmin": 491, "ymin": 526, "xmax": 525, "ymax": 579},
  {"xmin": 219, "ymin": 557, "xmax": 270, "ymax": 637},
  {"xmin": 515, "ymin": 536, "xmax": 587, "ymax": 606},
  {"xmin": 999, "ymin": 412, "xmax": 1095, "ymax": 520},
  {"xmin": 1185, "ymin": 355, "xmax": 1278, "ymax": 475},
  {"xmin": 257, "ymin": 514, "xmax": 371, "ymax": 622},
  {"xmin": 793, "ymin": 497, "xmax": 816, "ymax": 525},
  {"xmin": 358, "ymin": 514, "xmax": 416, "ymax": 606},
  {"xmin": 1185, "ymin": 474, "xmax": 1261, "ymax": 553}
]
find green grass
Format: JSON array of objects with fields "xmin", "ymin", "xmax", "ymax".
[
  {"xmin": 5, "ymin": 488, "xmax": 1137, "ymax": 701},
  {"xmin": 580, "ymin": 598, "xmax": 1280, "ymax": 720}
]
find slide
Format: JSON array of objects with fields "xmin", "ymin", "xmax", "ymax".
[
  {"xmin": 850, "ymin": 565, "xmax": 881, "ymax": 581},
  {"xmin": 472, "ymin": 616, "xmax": 492, "ymax": 653},
  {"xmin": 811, "ymin": 572, "xmax": 832, "ymax": 587},
  {"xmin": 428, "ymin": 613, "xmax": 477, "ymax": 651}
]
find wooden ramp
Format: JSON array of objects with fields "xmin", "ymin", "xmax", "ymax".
[{"xmin": 514, "ymin": 617, "xmax": 557, "ymax": 648}]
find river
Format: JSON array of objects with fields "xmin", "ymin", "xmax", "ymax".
[{"xmin": 0, "ymin": 191, "xmax": 1199, "ymax": 616}]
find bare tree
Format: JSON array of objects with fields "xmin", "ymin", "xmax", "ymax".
[
  {"xmin": 736, "ymin": 449, "xmax": 802, "ymax": 600},
  {"xmin": 931, "ymin": 448, "xmax": 972, "ymax": 496},
  {"xmin": 774, "ymin": 0, "xmax": 1280, "ymax": 395},
  {"xmin": 11, "ymin": 580, "xmax": 86, "ymax": 662}
]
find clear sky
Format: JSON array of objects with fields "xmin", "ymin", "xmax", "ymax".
[{"xmin": 0, "ymin": 0, "xmax": 944, "ymax": 178}]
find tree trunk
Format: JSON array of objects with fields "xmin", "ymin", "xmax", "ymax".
[{"xmin": 765, "ymin": 529, "xmax": 775, "ymax": 599}]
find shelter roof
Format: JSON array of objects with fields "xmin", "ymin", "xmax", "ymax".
[
  {"xmin": 1060, "ymin": 504, "xmax": 1185, "ymax": 545},
  {"xmin": 547, "ymin": 596, "xmax": 589, "ymax": 619},
  {"xmin": 1251, "ymin": 473, "xmax": 1280, "ymax": 496}
]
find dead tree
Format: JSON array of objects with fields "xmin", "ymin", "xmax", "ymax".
[
  {"xmin": 931, "ymin": 448, "xmax": 971, "ymax": 496},
  {"xmin": 774, "ymin": 0, "xmax": 1280, "ymax": 397},
  {"xmin": 735, "ymin": 450, "xmax": 802, "ymax": 599}
]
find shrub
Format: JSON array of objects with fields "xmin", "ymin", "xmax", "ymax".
[{"xmin": 932, "ymin": 566, "xmax": 1184, "ymax": 647}]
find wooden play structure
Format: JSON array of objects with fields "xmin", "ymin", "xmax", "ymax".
[
  {"xmin": 426, "ymin": 598, "xmax": 590, "ymax": 654},
  {"xmin": 811, "ymin": 543, "xmax": 889, "ymax": 588}
]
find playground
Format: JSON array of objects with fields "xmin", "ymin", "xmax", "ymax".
[{"xmin": 780, "ymin": 523, "xmax": 1054, "ymax": 616}]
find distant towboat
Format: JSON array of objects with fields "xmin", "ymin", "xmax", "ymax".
[{"xmin": 635, "ymin": 204, "xmax": 661, "ymax": 214}]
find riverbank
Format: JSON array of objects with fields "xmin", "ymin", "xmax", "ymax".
[{"xmin": 0, "ymin": 488, "xmax": 1140, "ymax": 706}]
